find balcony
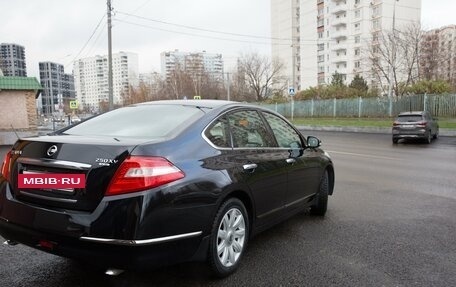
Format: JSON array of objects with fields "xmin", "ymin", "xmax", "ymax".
[
  {"xmin": 332, "ymin": 2, "xmax": 347, "ymax": 14},
  {"xmin": 331, "ymin": 28, "xmax": 348, "ymax": 39},
  {"xmin": 331, "ymin": 43, "xmax": 347, "ymax": 52},
  {"xmin": 331, "ymin": 53, "xmax": 348, "ymax": 66},
  {"xmin": 331, "ymin": 15, "xmax": 347, "ymax": 27},
  {"xmin": 333, "ymin": 67, "xmax": 347, "ymax": 75}
]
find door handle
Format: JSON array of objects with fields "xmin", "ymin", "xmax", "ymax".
[
  {"xmin": 243, "ymin": 163, "xmax": 258, "ymax": 171},
  {"xmin": 286, "ymin": 158, "xmax": 296, "ymax": 164}
]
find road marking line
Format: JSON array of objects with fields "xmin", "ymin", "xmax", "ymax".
[{"xmin": 326, "ymin": 150, "xmax": 399, "ymax": 161}]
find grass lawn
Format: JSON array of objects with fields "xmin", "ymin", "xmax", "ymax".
[{"xmin": 290, "ymin": 117, "xmax": 456, "ymax": 129}]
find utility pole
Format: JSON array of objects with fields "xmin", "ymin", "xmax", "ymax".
[
  {"xmin": 387, "ymin": 0, "xmax": 398, "ymax": 116},
  {"xmin": 226, "ymin": 72, "xmax": 231, "ymax": 101},
  {"xmin": 387, "ymin": 0, "xmax": 398, "ymax": 100},
  {"xmin": 107, "ymin": 0, "xmax": 114, "ymax": 111}
]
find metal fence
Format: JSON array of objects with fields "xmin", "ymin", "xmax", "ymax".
[{"xmin": 259, "ymin": 94, "xmax": 456, "ymax": 118}]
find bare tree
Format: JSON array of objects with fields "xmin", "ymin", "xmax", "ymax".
[
  {"xmin": 368, "ymin": 23, "xmax": 423, "ymax": 97},
  {"xmin": 237, "ymin": 52, "xmax": 285, "ymax": 101}
]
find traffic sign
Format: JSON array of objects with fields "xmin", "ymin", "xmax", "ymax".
[
  {"xmin": 69, "ymin": 100, "xmax": 78, "ymax": 109},
  {"xmin": 288, "ymin": 87, "xmax": 295, "ymax": 96}
]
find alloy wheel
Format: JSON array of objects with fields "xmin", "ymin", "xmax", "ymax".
[{"xmin": 216, "ymin": 208, "xmax": 246, "ymax": 267}]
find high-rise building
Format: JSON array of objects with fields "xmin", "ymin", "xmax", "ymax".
[
  {"xmin": 160, "ymin": 50, "xmax": 224, "ymax": 80},
  {"xmin": 0, "ymin": 43, "xmax": 27, "ymax": 77},
  {"xmin": 38, "ymin": 61, "xmax": 75, "ymax": 115},
  {"xmin": 271, "ymin": 0, "xmax": 421, "ymax": 90},
  {"xmin": 420, "ymin": 25, "xmax": 456, "ymax": 86},
  {"xmin": 73, "ymin": 52, "xmax": 139, "ymax": 111},
  {"xmin": 271, "ymin": 0, "xmax": 301, "ymax": 90}
]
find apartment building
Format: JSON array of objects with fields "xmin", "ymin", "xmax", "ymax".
[
  {"xmin": 0, "ymin": 43, "xmax": 27, "ymax": 77},
  {"xmin": 160, "ymin": 50, "xmax": 224, "ymax": 80},
  {"xmin": 271, "ymin": 0, "xmax": 301, "ymax": 90},
  {"xmin": 420, "ymin": 25, "xmax": 456, "ymax": 86},
  {"xmin": 272, "ymin": 0, "xmax": 421, "ymax": 90},
  {"xmin": 38, "ymin": 62, "xmax": 75, "ymax": 115},
  {"xmin": 73, "ymin": 52, "xmax": 138, "ymax": 111}
]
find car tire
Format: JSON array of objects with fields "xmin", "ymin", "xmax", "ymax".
[
  {"xmin": 310, "ymin": 170, "xmax": 329, "ymax": 216},
  {"xmin": 433, "ymin": 130, "xmax": 439, "ymax": 140},
  {"xmin": 208, "ymin": 198, "xmax": 249, "ymax": 277},
  {"xmin": 392, "ymin": 138, "xmax": 398, "ymax": 144},
  {"xmin": 426, "ymin": 131, "xmax": 432, "ymax": 144}
]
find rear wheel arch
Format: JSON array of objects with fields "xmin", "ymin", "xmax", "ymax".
[
  {"xmin": 326, "ymin": 165, "xmax": 335, "ymax": 195},
  {"xmin": 214, "ymin": 190, "xmax": 254, "ymax": 237}
]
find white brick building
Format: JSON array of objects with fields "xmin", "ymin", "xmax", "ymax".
[{"xmin": 73, "ymin": 52, "xmax": 138, "ymax": 111}]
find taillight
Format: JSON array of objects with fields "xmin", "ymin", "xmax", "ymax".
[
  {"xmin": 106, "ymin": 156, "xmax": 185, "ymax": 196},
  {"xmin": 1, "ymin": 151, "xmax": 12, "ymax": 180},
  {"xmin": 417, "ymin": 121, "xmax": 426, "ymax": 127}
]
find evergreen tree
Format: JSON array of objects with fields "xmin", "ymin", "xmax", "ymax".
[{"xmin": 349, "ymin": 75, "xmax": 368, "ymax": 92}]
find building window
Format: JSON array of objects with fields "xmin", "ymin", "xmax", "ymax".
[
  {"xmin": 355, "ymin": 61, "xmax": 361, "ymax": 68},
  {"xmin": 354, "ymin": 23, "xmax": 361, "ymax": 31},
  {"xmin": 372, "ymin": 32, "xmax": 379, "ymax": 42},
  {"xmin": 355, "ymin": 9, "xmax": 361, "ymax": 18},
  {"xmin": 354, "ymin": 48, "xmax": 360, "ymax": 56},
  {"xmin": 355, "ymin": 35, "xmax": 361, "ymax": 43},
  {"xmin": 318, "ymin": 65, "xmax": 325, "ymax": 73},
  {"xmin": 373, "ymin": 19, "xmax": 380, "ymax": 30},
  {"xmin": 318, "ymin": 55, "xmax": 325, "ymax": 62},
  {"xmin": 372, "ymin": 5, "xmax": 381, "ymax": 17},
  {"xmin": 318, "ymin": 32, "xmax": 323, "ymax": 38},
  {"xmin": 317, "ymin": 19, "xmax": 324, "ymax": 27},
  {"xmin": 355, "ymin": 0, "xmax": 361, "ymax": 4},
  {"xmin": 318, "ymin": 43, "xmax": 325, "ymax": 51}
]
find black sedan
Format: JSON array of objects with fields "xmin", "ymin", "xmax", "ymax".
[{"xmin": 0, "ymin": 100, "xmax": 334, "ymax": 277}]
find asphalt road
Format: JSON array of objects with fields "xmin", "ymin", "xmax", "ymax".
[{"xmin": 0, "ymin": 132, "xmax": 456, "ymax": 287}]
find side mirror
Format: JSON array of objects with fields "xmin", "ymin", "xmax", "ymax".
[{"xmin": 307, "ymin": 136, "xmax": 321, "ymax": 148}]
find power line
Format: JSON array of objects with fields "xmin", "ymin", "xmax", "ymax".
[
  {"xmin": 65, "ymin": 14, "xmax": 106, "ymax": 69},
  {"xmin": 115, "ymin": 10, "xmax": 295, "ymax": 42},
  {"xmin": 114, "ymin": 18, "xmax": 278, "ymax": 46}
]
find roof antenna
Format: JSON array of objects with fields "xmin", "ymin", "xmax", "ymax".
[{"xmin": 10, "ymin": 124, "xmax": 19, "ymax": 140}]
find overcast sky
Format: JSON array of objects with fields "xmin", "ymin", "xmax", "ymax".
[{"xmin": 1, "ymin": 0, "xmax": 454, "ymax": 77}]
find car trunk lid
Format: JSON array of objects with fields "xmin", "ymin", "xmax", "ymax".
[{"xmin": 7, "ymin": 135, "xmax": 157, "ymax": 211}]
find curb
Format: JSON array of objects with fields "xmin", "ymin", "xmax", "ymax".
[{"xmin": 296, "ymin": 126, "xmax": 456, "ymax": 136}]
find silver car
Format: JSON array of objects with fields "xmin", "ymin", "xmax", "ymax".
[{"xmin": 392, "ymin": 111, "xmax": 439, "ymax": 144}]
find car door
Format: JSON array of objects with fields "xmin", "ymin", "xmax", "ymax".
[
  {"xmin": 224, "ymin": 109, "xmax": 290, "ymax": 226},
  {"xmin": 261, "ymin": 112, "xmax": 322, "ymax": 208}
]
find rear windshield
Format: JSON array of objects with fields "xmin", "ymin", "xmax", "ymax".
[
  {"xmin": 63, "ymin": 105, "xmax": 205, "ymax": 138},
  {"xmin": 396, "ymin": 115, "xmax": 423, "ymax": 122}
]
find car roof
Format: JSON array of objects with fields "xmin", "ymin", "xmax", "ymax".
[{"xmin": 134, "ymin": 99, "xmax": 240, "ymax": 109}]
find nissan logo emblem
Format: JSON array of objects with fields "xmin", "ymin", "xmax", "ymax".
[{"xmin": 47, "ymin": 145, "xmax": 58, "ymax": 157}]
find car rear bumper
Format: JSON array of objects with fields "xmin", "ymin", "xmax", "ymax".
[
  {"xmin": 0, "ymin": 180, "xmax": 212, "ymax": 270},
  {"xmin": 0, "ymin": 217, "xmax": 209, "ymax": 269},
  {"xmin": 392, "ymin": 128, "xmax": 427, "ymax": 139}
]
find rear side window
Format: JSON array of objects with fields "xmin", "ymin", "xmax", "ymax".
[
  {"xmin": 227, "ymin": 110, "xmax": 275, "ymax": 148},
  {"xmin": 205, "ymin": 118, "xmax": 230, "ymax": 148},
  {"xmin": 64, "ymin": 105, "xmax": 204, "ymax": 138},
  {"xmin": 396, "ymin": 115, "xmax": 423, "ymax": 122}
]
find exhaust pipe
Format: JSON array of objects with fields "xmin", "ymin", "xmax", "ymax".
[
  {"xmin": 105, "ymin": 269, "xmax": 124, "ymax": 276},
  {"xmin": 3, "ymin": 240, "xmax": 18, "ymax": 246}
]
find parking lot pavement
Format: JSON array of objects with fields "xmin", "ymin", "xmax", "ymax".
[{"xmin": 1, "ymin": 132, "xmax": 456, "ymax": 286}]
